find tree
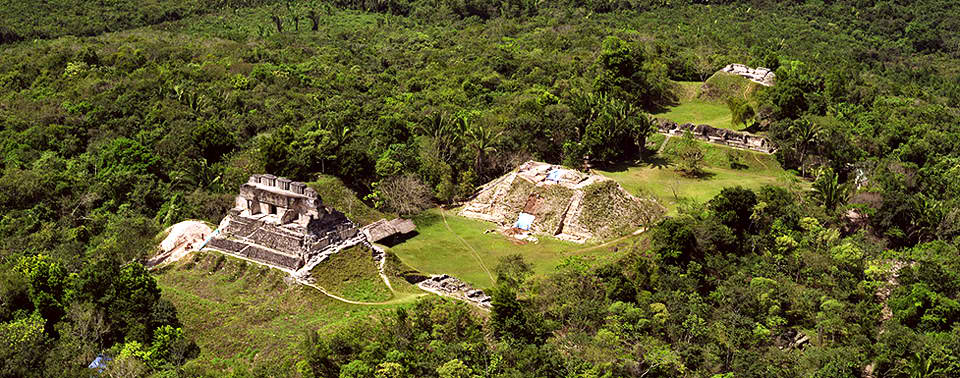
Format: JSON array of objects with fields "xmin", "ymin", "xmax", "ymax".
[
  {"xmin": 789, "ymin": 119, "xmax": 822, "ymax": 177},
  {"xmin": 812, "ymin": 167, "xmax": 848, "ymax": 212},
  {"xmin": 437, "ymin": 359, "xmax": 474, "ymax": 378},
  {"xmin": 594, "ymin": 35, "xmax": 669, "ymax": 111},
  {"xmin": 463, "ymin": 117, "xmax": 501, "ymax": 177},
  {"xmin": 708, "ymin": 186, "xmax": 758, "ymax": 237},
  {"xmin": 727, "ymin": 98, "xmax": 756, "ymax": 129},
  {"xmin": 673, "ymin": 131, "xmax": 705, "ymax": 177},
  {"xmin": 378, "ymin": 174, "xmax": 433, "ymax": 216},
  {"xmin": 494, "ymin": 254, "xmax": 532, "ymax": 289}
]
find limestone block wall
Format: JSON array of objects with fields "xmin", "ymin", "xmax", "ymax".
[{"xmin": 655, "ymin": 119, "xmax": 775, "ymax": 153}]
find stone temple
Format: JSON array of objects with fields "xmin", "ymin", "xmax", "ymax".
[{"xmin": 207, "ymin": 174, "xmax": 359, "ymax": 270}]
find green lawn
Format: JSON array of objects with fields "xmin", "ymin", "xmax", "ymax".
[
  {"xmin": 389, "ymin": 209, "xmax": 644, "ymax": 289},
  {"xmin": 599, "ymin": 137, "xmax": 807, "ymax": 214},
  {"xmin": 655, "ymin": 79, "xmax": 763, "ymax": 131},
  {"xmin": 310, "ymin": 244, "xmax": 393, "ymax": 302},
  {"xmin": 657, "ymin": 99, "xmax": 737, "ymax": 130},
  {"xmin": 155, "ymin": 251, "xmax": 397, "ymax": 376}
]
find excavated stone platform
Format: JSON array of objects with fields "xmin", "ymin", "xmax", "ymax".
[{"xmin": 460, "ymin": 161, "xmax": 664, "ymax": 243}]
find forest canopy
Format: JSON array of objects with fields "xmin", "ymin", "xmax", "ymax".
[{"xmin": 1, "ymin": 0, "xmax": 960, "ymax": 376}]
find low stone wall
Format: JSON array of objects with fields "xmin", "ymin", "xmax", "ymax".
[
  {"xmin": 418, "ymin": 274, "xmax": 491, "ymax": 309},
  {"xmin": 243, "ymin": 244, "xmax": 303, "ymax": 270},
  {"xmin": 656, "ymin": 118, "xmax": 775, "ymax": 154},
  {"xmin": 207, "ymin": 237, "xmax": 304, "ymax": 270}
]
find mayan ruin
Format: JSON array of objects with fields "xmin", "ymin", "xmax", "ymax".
[
  {"xmin": 655, "ymin": 118, "xmax": 776, "ymax": 153},
  {"xmin": 719, "ymin": 63, "xmax": 777, "ymax": 86},
  {"xmin": 460, "ymin": 161, "xmax": 664, "ymax": 243},
  {"xmin": 207, "ymin": 174, "xmax": 361, "ymax": 270}
]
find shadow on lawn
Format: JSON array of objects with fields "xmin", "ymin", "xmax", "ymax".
[
  {"xmin": 597, "ymin": 154, "xmax": 674, "ymax": 173},
  {"xmin": 379, "ymin": 231, "xmax": 420, "ymax": 247}
]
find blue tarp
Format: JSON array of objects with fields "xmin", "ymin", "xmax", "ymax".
[
  {"xmin": 514, "ymin": 213, "xmax": 535, "ymax": 230},
  {"xmin": 88, "ymin": 354, "xmax": 112, "ymax": 373},
  {"xmin": 546, "ymin": 169, "xmax": 564, "ymax": 182}
]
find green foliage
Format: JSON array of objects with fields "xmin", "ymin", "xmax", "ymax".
[
  {"xmin": 673, "ymin": 131, "xmax": 706, "ymax": 176},
  {"xmin": 811, "ymin": 167, "xmax": 848, "ymax": 212}
]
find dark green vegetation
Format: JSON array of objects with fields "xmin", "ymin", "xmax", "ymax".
[{"xmin": 2, "ymin": 0, "xmax": 960, "ymax": 376}]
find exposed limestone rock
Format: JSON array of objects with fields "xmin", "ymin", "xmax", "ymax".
[
  {"xmin": 362, "ymin": 218, "xmax": 417, "ymax": 243},
  {"xmin": 720, "ymin": 63, "xmax": 776, "ymax": 86},
  {"xmin": 655, "ymin": 118, "xmax": 776, "ymax": 154},
  {"xmin": 149, "ymin": 221, "xmax": 213, "ymax": 267},
  {"xmin": 207, "ymin": 174, "xmax": 359, "ymax": 270},
  {"xmin": 417, "ymin": 274, "xmax": 491, "ymax": 309},
  {"xmin": 460, "ymin": 161, "xmax": 664, "ymax": 243}
]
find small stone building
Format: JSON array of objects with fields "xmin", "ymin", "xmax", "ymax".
[{"xmin": 207, "ymin": 174, "xmax": 359, "ymax": 270}]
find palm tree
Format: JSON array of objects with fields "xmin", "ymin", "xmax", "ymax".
[
  {"xmin": 419, "ymin": 112, "xmax": 461, "ymax": 161},
  {"xmin": 789, "ymin": 119, "xmax": 822, "ymax": 177},
  {"xmin": 812, "ymin": 167, "xmax": 848, "ymax": 212},
  {"xmin": 463, "ymin": 117, "xmax": 502, "ymax": 177}
]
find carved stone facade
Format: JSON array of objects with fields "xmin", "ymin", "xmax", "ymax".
[
  {"xmin": 656, "ymin": 119, "xmax": 776, "ymax": 154},
  {"xmin": 208, "ymin": 174, "xmax": 359, "ymax": 270}
]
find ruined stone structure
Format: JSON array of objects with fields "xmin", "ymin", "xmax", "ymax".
[
  {"xmin": 362, "ymin": 218, "xmax": 417, "ymax": 243},
  {"xmin": 656, "ymin": 118, "xmax": 776, "ymax": 154},
  {"xmin": 720, "ymin": 63, "xmax": 776, "ymax": 86},
  {"xmin": 418, "ymin": 274, "xmax": 492, "ymax": 309},
  {"xmin": 460, "ymin": 161, "xmax": 664, "ymax": 243},
  {"xmin": 207, "ymin": 174, "xmax": 359, "ymax": 270}
]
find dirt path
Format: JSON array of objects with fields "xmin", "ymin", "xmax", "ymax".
[
  {"xmin": 370, "ymin": 244, "xmax": 395, "ymax": 292},
  {"xmin": 752, "ymin": 152, "xmax": 769, "ymax": 169},
  {"xmin": 657, "ymin": 134, "xmax": 672, "ymax": 155},
  {"xmin": 440, "ymin": 209, "xmax": 496, "ymax": 284},
  {"xmin": 301, "ymin": 281, "xmax": 425, "ymax": 306},
  {"xmin": 569, "ymin": 227, "xmax": 647, "ymax": 255}
]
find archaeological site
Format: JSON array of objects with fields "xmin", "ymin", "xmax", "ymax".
[
  {"xmin": 655, "ymin": 118, "xmax": 776, "ymax": 153},
  {"xmin": 460, "ymin": 161, "xmax": 664, "ymax": 243},
  {"xmin": 207, "ymin": 174, "xmax": 361, "ymax": 270}
]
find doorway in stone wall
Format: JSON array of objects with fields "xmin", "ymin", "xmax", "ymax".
[{"xmin": 268, "ymin": 204, "xmax": 277, "ymax": 215}]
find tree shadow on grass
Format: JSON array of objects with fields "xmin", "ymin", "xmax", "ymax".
[
  {"xmin": 646, "ymin": 154, "xmax": 672, "ymax": 170},
  {"xmin": 679, "ymin": 169, "xmax": 717, "ymax": 180},
  {"xmin": 379, "ymin": 231, "xmax": 420, "ymax": 247},
  {"xmin": 596, "ymin": 153, "xmax": 673, "ymax": 173}
]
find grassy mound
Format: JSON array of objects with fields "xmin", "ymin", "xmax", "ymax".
[
  {"xmin": 154, "ymin": 251, "xmax": 389, "ymax": 375},
  {"xmin": 308, "ymin": 175, "xmax": 389, "ymax": 226},
  {"xmin": 310, "ymin": 244, "xmax": 392, "ymax": 302},
  {"xmin": 700, "ymin": 71, "xmax": 763, "ymax": 102},
  {"xmin": 579, "ymin": 181, "xmax": 659, "ymax": 239}
]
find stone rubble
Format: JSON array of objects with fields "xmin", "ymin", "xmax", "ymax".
[
  {"xmin": 719, "ymin": 63, "xmax": 776, "ymax": 86},
  {"xmin": 655, "ymin": 119, "xmax": 776, "ymax": 154},
  {"xmin": 417, "ymin": 274, "xmax": 492, "ymax": 309}
]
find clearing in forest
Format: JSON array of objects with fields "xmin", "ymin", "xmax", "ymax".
[
  {"xmin": 600, "ymin": 137, "xmax": 806, "ymax": 214},
  {"xmin": 389, "ymin": 208, "xmax": 647, "ymax": 289},
  {"xmin": 656, "ymin": 73, "xmax": 764, "ymax": 131},
  {"xmin": 154, "ymin": 251, "xmax": 396, "ymax": 374}
]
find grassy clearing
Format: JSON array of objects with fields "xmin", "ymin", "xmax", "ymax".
[
  {"xmin": 154, "ymin": 251, "xmax": 396, "ymax": 375},
  {"xmin": 310, "ymin": 244, "xmax": 392, "ymax": 302},
  {"xmin": 656, "ymin": 77, "xmax": 764, "ymax": 131},
  {"xmin": 657, "ymin": 99, "xmax": 737, "ymax": 130},
  {"xmin": 389, "ymin": 208, "xmax": 642, "ymax": 289},
  {"xmin": 598, "ymin": 138, "xmax": 807, "ymax": 214}
]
